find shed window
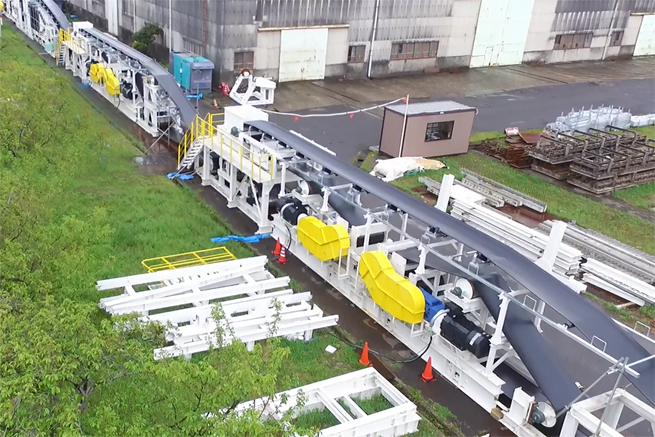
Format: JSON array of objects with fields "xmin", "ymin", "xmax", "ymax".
[
  {"xmin": 234, "ymin": 51, "xmax": 254, "ymax": 72},
  {"xmin": 610, "ymin": 30, "xmax": 623, "ymax": 46},
  {"xmin": 554, "ymin": 33, "xmax": 592, "ymax": 50},
  {"xmin": 425, "ymin": 121, "xmax": 454, "ymax": 142},
  {"xmin": 348, "ymin": 45, "xmax": 366, "ymax": 63},
  {"xmin": 391, "ymin": 41, "xmax": 438, "ymax": 60}
]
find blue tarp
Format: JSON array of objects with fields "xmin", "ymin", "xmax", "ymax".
[
  {"xmin": 167, "ymin": 172, "xmax": 194, "ymax": 180},
  {"xmin": 211, "ymin": 233, "xmax": 272, "ymax": 244}
]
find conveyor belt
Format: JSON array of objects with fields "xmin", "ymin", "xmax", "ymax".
[
  {"xmin": 246, "ymin": 120, "xmax": 655, "ymax": 406},
  {"xmin": 39, "ymin": 0, "xmax": 196, "ymax": 130},
  {"xmin": 42, "ymin": 0, "xmax": 69, "ymax": 29},
  {"xmin": 473, "ymin": 272, "xmax": 581, "ymax": 413}
]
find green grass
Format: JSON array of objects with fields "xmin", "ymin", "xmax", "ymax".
[
  {"xmin": 613, "ymin": 182, "xmax": 655, "ymax": 210},
  {"xmin": 633, "ymin": 125, "xmax": 655, "ymax": 139}
]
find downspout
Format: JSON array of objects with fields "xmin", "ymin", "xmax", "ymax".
[
  {"xmin": 367, "ymin": 0, "xmax": 381, "ymax": 79},
  {"xmin": 602, "ymin": 0, "xmax": 621, "ymax": 60}
]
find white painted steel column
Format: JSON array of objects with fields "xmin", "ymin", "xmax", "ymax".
[
  {"xmin": 602, "ymin": 0, "xmax": 621, "ymax": 60},
  {"xmin": 486, "ymin": 294, "xmax": 509, "ymax": 375},
  {"xmin": 436, "ymin": 174, "xmax": 455, "ymax": 212}
]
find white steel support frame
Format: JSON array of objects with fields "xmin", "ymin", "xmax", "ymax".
[{"xmin": 234, "ymin": 368, "xmax": 420, "ymax": 437}]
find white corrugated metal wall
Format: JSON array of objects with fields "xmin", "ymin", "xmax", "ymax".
[
  {"xmin": 634, "ymin": 14, "xmax": 655, "ymax": 55},
  {"xmin": 278, "ymin": 28, "xmax": 329, "ymax": 82},
  {"xmin": 470, "ymin": 0, "xmax": 535, "ymax": 68}
]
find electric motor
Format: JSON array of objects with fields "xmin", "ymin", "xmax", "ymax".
[{"xmin": 439, "ymin": 309, "xmax": 490, "ymax": 359}]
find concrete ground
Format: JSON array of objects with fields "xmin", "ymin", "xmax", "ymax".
[{"xmin": 271, "ymin": 57, "xmax": 655, "ymax": 112}]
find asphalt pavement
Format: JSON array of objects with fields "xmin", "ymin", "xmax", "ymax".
[{"xmin": 270, "ymin": 78, "xmax": 655, "ymax": 162}]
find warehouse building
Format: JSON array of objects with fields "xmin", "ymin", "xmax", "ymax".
[{"xmin": 64, "ymin": 0, "xmax": 655, "ymax": 85}]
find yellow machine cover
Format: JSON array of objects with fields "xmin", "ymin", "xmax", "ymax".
[
  {"xmin": 104, "ymin": 69, "xmax": 121, "ymax": 96},
  {"xmin": 297, "ymin": 216, "xmax": 350, "ymax": 262},
  {"xmin": 89, "ymin": 63, "xmax": 105, "ymax": 84},
  {"xmin": 358, "ymin": 251, "xmax": 425, "ymax": 324}
]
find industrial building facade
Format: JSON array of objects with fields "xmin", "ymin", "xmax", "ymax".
[{"xmin": 64, "ymin": 0, "xmax": 655, "ymax": 84}]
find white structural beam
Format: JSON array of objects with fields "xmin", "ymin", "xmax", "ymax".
[
  {"xmin": 154, "ymin": 309, "xmax": 338, "ymax": 359},
  {"xmin": 97, "ymin": 256, "xmax": 267, "ymax": 291},
  {"xmin": 560, "ymin": 389, "xmax": 655, "ymax": 437},
  {"xmin": 108, "ymin": 277, "xmax": 289, "ymax": 315},
  {"xmin": 233, "ymin": 368, "xmax": 420, "ymax": 437},
  {"xmin": 100, "ymin": 258, "xmax": 269, "ymax": 309}
]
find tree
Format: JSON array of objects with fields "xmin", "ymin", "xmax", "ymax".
[{"xmin": 132, "ymin": 24, "xmax": 164, "ymax": 56}]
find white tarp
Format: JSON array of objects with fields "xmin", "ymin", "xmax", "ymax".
[{"xmin": 371, "ymin": 157, "xmax": 445, "ymax": 182}]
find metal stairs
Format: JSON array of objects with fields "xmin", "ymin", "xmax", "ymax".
[{"xmin": 178, "ymin": 140, "xmax": 204, "ymax": 170}]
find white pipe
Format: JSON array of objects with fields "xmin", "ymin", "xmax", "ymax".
[
  {"xmin": 367, "ymin": 0, "xmax": 381, "ymax": 79},
  {"xmin": 602, "ymin": 0, "xmax": 621, "ymax": 60},
  {"xmin": 168, "ymin": 0, "xmax": 173, "ymax": 51}
]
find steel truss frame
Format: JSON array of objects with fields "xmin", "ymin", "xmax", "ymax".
[
  {"xmin": 186, "ymin": 118, "xmax": 655, "ymax": 437},
  {"xmin": 98, "ymin": 256, "xmax": 338, "ymax": 360},
  {"xmin": 233, "ymin": 368, "xmax": 420, "ymax": 437}
]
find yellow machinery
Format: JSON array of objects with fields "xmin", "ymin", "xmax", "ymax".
[
  {"xmin": 104, "ymin": 69, "xmax": 121, "ymax": 96},
  {"xmin": 297, "ymin": 216, "xmax": 350, "ymax": 262},
  {"xmin": 358, "ymin": 251, "xmax": 425, "ymax": 324},
  {"xmin": 141, "ymin": 247, "xmax": 236, "ymax": 272},
  {"xmin": 89, "ymin": 63, "xmax": 105, "ymax": 83}
]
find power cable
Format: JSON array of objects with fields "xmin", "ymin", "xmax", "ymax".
[
  {"xmin": 325, "ymin": 330, "xmax": 434, "ymax": 364},
  {"xmin": 258, "ymin": 97, "xmax": 406, "ymax": 119}
]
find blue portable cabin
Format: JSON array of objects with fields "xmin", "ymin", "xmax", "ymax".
[{"xmin": 169, "ymin": 50, "xmax": 214, "ymax": 93}]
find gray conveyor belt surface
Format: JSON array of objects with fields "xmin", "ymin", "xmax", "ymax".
[
  {"xmin": 39, "ymin": 0, "xmax": 196, "ymax": 130},
  {"xmin": 246, "ymin": 120, "xmax": 655, "ymax": 406}
]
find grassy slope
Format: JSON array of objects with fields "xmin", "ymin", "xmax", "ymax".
[{"xmin": 2, "ymin": 26, "xmax": 454, "ymax": 435}]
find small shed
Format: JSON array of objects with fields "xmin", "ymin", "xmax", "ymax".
[{"xmin": 379, "ymin": 100, "xmax": 476, "ymax": 158}]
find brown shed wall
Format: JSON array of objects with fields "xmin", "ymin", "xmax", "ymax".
[
  {"xmin": 379, "ymin": 109, "xmax": 405, "ymax": 157},
  {"xmin": 380, "ymin": 109, "xmax": 475, "ymax": 158}
]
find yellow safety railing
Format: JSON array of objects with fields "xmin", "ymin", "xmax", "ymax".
[
  {"xmin": 141, "ymin": 247, "xmax": 236, "ymax": 272},
  {"xmin": 177, "ymin": 112, "xmax": 276, "ymax": 181}
]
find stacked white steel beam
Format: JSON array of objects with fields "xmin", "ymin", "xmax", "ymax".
[
  {"xmin": 97, "ymin": 256, "xmax": 338, "ymax": 359},
  {"xmin": 449, "ymin": 192, "xmax": 583, "ymax": 277}
]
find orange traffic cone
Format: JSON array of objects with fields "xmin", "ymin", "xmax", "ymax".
[
  {"xmin": 420, "ymin": 357, "xmax": 436, "ymax": 383},
  {"xmin": 359, "ymin": 342, "xmax": 372, "ymax": 366},
  {"xmin": 213, "ymin": 99, "xmax": 218, "ymax": 109},
  {"xmin": 272, "ymin": 238, "xmax": 281, "ymax": 256},
  {"xmin": 277, "ymin": 246, "xmax": 288, "ymax": 265}
]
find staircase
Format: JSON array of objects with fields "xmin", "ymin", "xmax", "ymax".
[
  {"xmin": 178, "ymin": 140, "xmax": 204, "ymax": 170},
  {"xmin": 177, "ymin": 114, "xmax": 216, "ymax": 169},
  {"xmin": 55, "ymin": 29, "xmax": 68, "ymax": 66}
]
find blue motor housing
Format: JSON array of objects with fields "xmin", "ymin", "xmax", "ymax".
[{"xmin": 420, "ymin": 288, "xmax": 445, "ymax": 323}]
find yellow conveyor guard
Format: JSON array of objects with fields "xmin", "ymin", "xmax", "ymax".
[
  {"xmin": 297, "ymin": 216, "xmax": 350, "ymax": 262},
  {"xmin": 358, "ymin": 251, "xmax": 425, "ymax": 324},
  {"xmin": 104, "ymin": 69, "xmax": 121, "ymax": 96},
  {"xmin": 89, "ymin": 63, "xmax": 105, "ymax": 84}
]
